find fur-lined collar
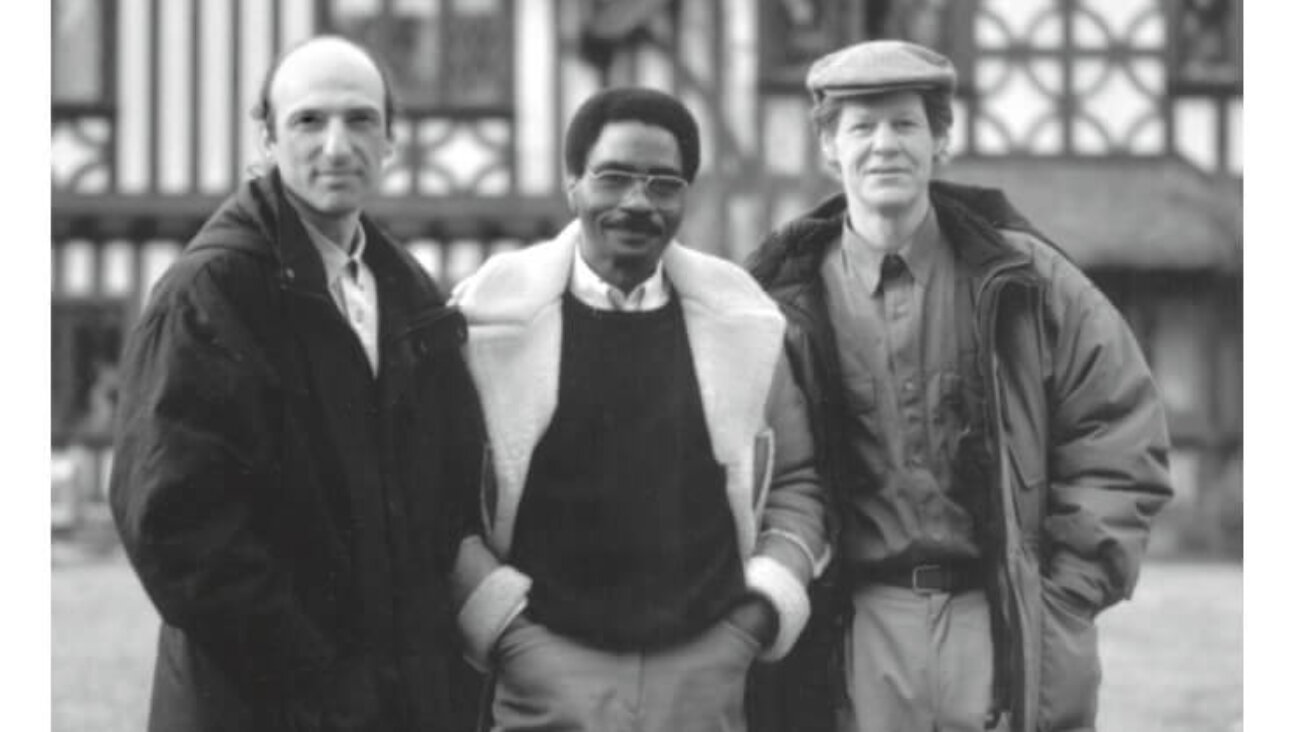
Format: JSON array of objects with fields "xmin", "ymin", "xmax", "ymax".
[
  {"xmin": 456, "ymin": 220, "xmax": 786, "ymax": 557},
  {"xmin": 747, "ymin": 180, "xmax": 1056, "ymax": 291},
  {"xmin": 456, "ymin": 220, "xmax": 781, "ymax": 324}
]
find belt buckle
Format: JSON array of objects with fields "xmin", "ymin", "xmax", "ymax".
[{"xmin": 911, "ymin": 564, "xmax": 947, "ymax": 594}]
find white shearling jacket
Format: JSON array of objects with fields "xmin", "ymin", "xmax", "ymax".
[{"xmin": 450, "ymin": 220, "xmax": 830, "ymax": 670}]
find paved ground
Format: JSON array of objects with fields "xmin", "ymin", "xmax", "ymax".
[
  {"xmin": 1094, "ymin": 561, "xmax": 1242, "ymax": 731},
  {"xmin": 52, "ymin": 548, "xmax": 1241, "ymax": 731}
]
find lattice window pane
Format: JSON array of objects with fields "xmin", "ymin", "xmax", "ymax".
[
  {"xmin": 333, "ymin": 5, "xmax": 442, "ymax": 109},
  {"xmin": 1075, "ymin": 0, "xmax": 1162, "ymax": 49},
  {"xmin": 758, "ymin": 0, "xmax": 851, "ymax": 90},
  {"xmin": 445, "ymin": 2, "xmax": 510, "ymax": 107},
  {"xmin": 976, "ymin": 58, "xmax": 1065, "ymax": 154},
  {"xmin": 861, "ymin": 0, "xmax": 975, "ymax": 93},
  {"xmin": 758, "ymin": 1, "xmax": 977, "ymax": 92},
  {"xmin": 968, "ymin": 1, "xmax": 1178, "ymax": 157},
  {"xmin": 1073, "ymin": 58, "xmax": 1164, "ymax": 154},
  {"xmin": 1169, "ymin": 0, "xmax": 1241, "ymax": 91},
  {"xmin": 327, "ymin": 0, "xmax": 511, "ymax": 111},
  {"xmin": 53, "ymin": 0, "xmax": 106, "ymax": 104},
  {"xmin": 417, "ymin": 118, "xmax": 511, "ymax": 196},
  {"xmin": 51, "ymin": 116, "xmax": 112, "ymax": 192},
  {"xmin": 977, "ymin": 0, "xmax": 1057, "ymax": 47}
]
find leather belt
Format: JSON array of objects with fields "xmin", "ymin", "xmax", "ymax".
[{"xmin": 858, "ymin": 561, "xmax": 984, "ymax": 595}]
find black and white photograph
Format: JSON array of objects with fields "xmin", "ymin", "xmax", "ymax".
[{"xmin": 45, "ymin": 1, "xmax": 1247, "ymax": 730}]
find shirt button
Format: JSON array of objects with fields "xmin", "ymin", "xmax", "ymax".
[{"xmin": 903, "ymin": 380, "xmax": 917, "ymax": 393}]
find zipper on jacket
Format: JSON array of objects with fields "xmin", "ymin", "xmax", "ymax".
[
  {"xmin": 972, "ymin": 263, "xmax": 1034, "ymax": 727},
  {"xmin": 280, "ymin": 275, "xmax": 384, "ymax": 379}
]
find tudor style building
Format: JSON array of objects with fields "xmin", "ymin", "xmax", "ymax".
[{"xmin": 51, "ymin": 0, "xmax": 1242, "ymax": 554}]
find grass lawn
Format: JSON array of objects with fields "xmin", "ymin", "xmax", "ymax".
[{"xmin": 52, "ymin": 551, "xmax": 1241, "ymax": 731}]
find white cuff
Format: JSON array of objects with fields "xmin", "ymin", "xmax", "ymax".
[
  {"xmin": 761, "ymin": 527, "xmax": 832, "ymax": 579},
  {"xmin": 745, "ymin": 555, "xmax": 811, "ymax": 661},
  {"xmin": 456, "ymin": 565, "xmax": 532, "ymax": 671}
]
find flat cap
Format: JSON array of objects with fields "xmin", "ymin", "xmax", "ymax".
[{"xmin": 806, "ymin": 40, "xmax": 956, "ymax": 101}]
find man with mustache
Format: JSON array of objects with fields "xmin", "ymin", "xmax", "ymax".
[
  {"xmin": 450, "ymin": 86, "xmax": 830, "ymax": 731},
  {"xmin": 747, "ymin": 40, "xmax": 1172, "ymax": 731},
  {"xmin": 109, "ymin": 35, "xmax": 481, "ymax": 730}
]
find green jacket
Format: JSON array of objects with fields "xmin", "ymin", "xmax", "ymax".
[{"xmin": 746, "ymin": 181, "xmax": 1173, "ymax": 732}]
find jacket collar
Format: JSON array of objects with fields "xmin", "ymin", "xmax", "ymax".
[
  {"xmin": 749, "ymin": 180, "xmax": 1046, "ymax": 291},
  {"xmin": 188, "ymin": 171, "xmax": 398, "ymax": 297},
  {"xmin": 457, "ymin": 220, "xmax": 786, "ymax": 557},
  {"xmin": 458, "ymin": 219, "xmax": 780, "ymax": 324},
  {"xmin": 190, "ymin": 171, "xmax": 448, "ymax": 340}
]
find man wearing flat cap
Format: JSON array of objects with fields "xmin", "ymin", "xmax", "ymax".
[{"xmin": 747, "ymin": 40, "xmax": 1172, "ymax": 732}]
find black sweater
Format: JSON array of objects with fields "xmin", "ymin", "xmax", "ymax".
[{"xmin": 511, "ymin": 294, "xmax": 747, "ymax": 649}]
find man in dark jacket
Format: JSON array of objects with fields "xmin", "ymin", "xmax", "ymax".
[
  {"xmin": 746, "ymin": 40, "xmax": 1173, "ymax": 732},
  {"xmin": 109, "ymin": 35, "xmax": 481, "ymax": 731}
]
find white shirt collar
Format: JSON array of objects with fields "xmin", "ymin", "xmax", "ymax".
[
  {"xmin": 301, "ymin": 218, "xmax": 367, "ymax": 285},
  {"xmin": 569, "ymin": 247, "xmax": 670, "ymax": 312}
]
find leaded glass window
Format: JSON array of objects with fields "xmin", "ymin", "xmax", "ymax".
[
  {"xmin": 322, "ymin": 0, "xmax": 516, "ymax": 196},
  {"xmin": 53, "ymin": 0, "xmax": 110, "ymax": 105},
  {"xmin": 1170, "ymin": 0, "xmax": 1242, "ymax": 92},
  {"xmin": 323, "ymin": 0, "xmax": 512, "ymax": 112}
]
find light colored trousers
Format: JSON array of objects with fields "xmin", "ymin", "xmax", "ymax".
[
  {"xmin": 839, "ymin": 585, "xmax": 1007, "ymax": 732},
  {"xmin": 490, "ymin": 616, "xmax": 761, "ymax": 732}
]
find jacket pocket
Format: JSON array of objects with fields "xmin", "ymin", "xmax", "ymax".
[
  {"xmin": 1038, "ymin": 576, "xmax": 1101, "ymax": 730},
  {"xmin": 1006, "ymin": 445, "xmax": 1046, "ymax": 555}
]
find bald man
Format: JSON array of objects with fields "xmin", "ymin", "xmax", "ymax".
[{"xmin": 110, "ymin": 35, "xmax": 483, "ymax": 731}]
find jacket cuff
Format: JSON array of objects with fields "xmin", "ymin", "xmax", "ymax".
[
  {"xmin": 745, "ymin": 555, "xmax": 810, "ymax": 661},
  {"xmin": 456, "ymin": 565, "xmax": 532, "ymax": 671},
  {"xmin": 758, "ymin": 528, "xmax": 831, "ymax": 580},
  {"xmin": 451, "ymin": 535, "xmax": 502, "ymax": 609}
]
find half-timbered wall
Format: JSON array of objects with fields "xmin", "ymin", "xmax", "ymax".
[
  {"xmin": 51, "ymin": 0, "xmax": 1244, "ymax": 553},
  {"xmin": 51, "ymin": 0, "xmax": 1245, "ymax": 286}
]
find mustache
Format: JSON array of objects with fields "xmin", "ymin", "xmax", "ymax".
[{"xmin": 604, "ymin": 215, "xmax": 664, "ymax": 235}]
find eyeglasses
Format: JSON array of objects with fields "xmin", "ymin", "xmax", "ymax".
[{"xmin": 585, "ymin": 169, "xmax": 689, "ymax": 201}]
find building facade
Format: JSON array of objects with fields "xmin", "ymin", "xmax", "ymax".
[{"xmin": 51, "ymin": 0, "xmax": 1242, "ymax": 554}]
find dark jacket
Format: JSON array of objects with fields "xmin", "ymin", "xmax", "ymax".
[
  {"xmin": 109, "ymin": 172, "xmax": 484, "ymax": 731},
  {"xmin": 745, "ymin": 182, "xmax": 1173, "ymax": 732}
]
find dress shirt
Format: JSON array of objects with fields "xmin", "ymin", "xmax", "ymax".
[
  {"xmin": 301, "ymin": 218, "xmax": 381, "ymax": 374},
  {"xmin": 821, "ymin": 208, "xmax": 982, "ymax": 568},
  {"xmin": 570, "ymin": 245, "xmax": 671, "ymax": 312}
]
